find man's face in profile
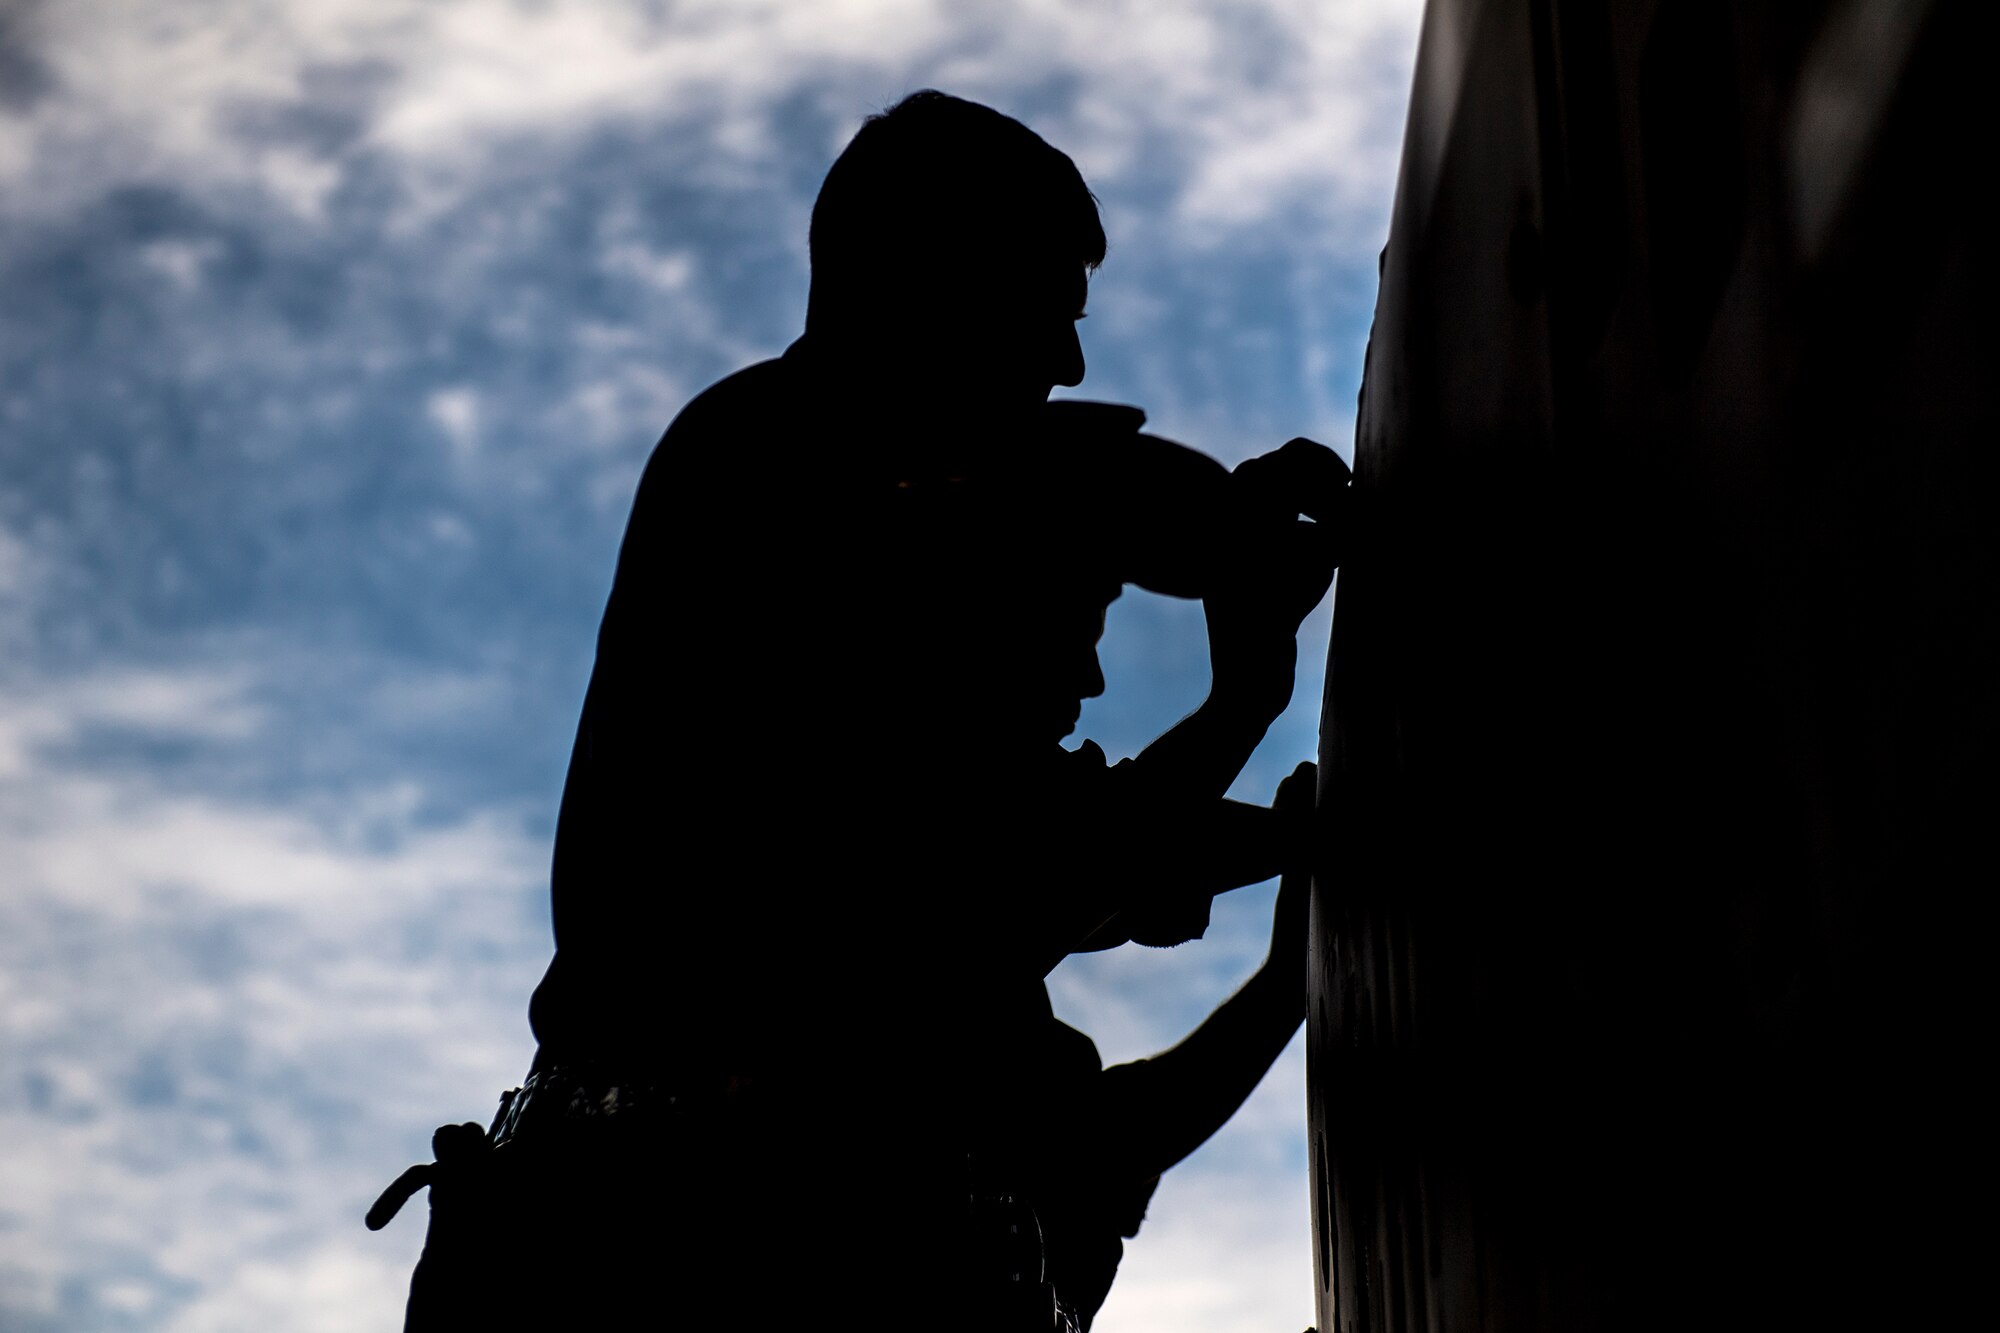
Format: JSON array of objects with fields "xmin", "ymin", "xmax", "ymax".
[
  {"xmin": 932, "ymin": 256, "xmax": 1088, "ymax": 413},
  {"xmin": 1051, "ymin": 594, "xmax": 1110, "ymax": 742},
  {"xmin": 1003, "ymin": 586, "xmax": 1113, "ymax": 746}
]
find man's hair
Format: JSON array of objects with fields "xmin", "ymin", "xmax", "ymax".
[{"xmin": 806, "ymin": 90, "xmax": 1106, "ymax": 332}]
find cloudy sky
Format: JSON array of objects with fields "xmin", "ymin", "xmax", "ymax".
[{"xmin": 0, "ymin": 2, "xmax": 1422, "ymax": 1329}]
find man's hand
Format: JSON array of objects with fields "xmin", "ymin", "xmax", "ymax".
[
  {"xmin": 1232, "ymin": 436, "xmax": 1353, "ymax": 528},
  {"xmin": 1231, "ymin": 438, "xmax": 1350, "ymax": 620},
  {"xmin": 1264, "ymin": 761, "xmax": 1317, "ymax": 1010},
  {"xmin": 1126, "ymin": 437, "xmax": 1349, "ymax": 800},
  {"xmin": 1097, "ymin": 759, "xmax": 1320, "ymax": 1180},
  {"xmin": 1205, "ymin": 439, "xmax": 1351, "ymax": 724}
]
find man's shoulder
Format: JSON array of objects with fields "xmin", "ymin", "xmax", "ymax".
[
  {"xmin": 626, "ymin": 355, "xmax": 811, "ymax": 516},
  {"xmin": 658, "ymin": 357, "xmax": 800, "ymax": 451}
]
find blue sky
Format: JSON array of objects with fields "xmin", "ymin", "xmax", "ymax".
[{"xmin": 0, "ymin": 3, "xmax": 1421, "ymax": 1328}]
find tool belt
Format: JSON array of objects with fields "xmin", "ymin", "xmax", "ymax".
[
  {"xmin": 484, "ymin": 1050, "xmax": 695, "ymax": 1148},
  {"xmin": 366, "ymin": 1048, "xmax": 718, "ymax": 1232},
  {"xmin": 370, "ymin": 1055, "xmax": 1083, "ymax": 1332}
]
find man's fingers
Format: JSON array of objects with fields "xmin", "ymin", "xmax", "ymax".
[
  {"xmin": 1234, "ymin": 438, "xmax": 1352, "ymax": 521},
  {"xmin": 1276, "ymin": 761, "xmax": 1318, "ymax": 875},
  {"xmin": 1284, "ymin": 520, "xmax": 1341, "ymax": 603},
  {"xmin": 1274, "ymin": 436, "xmax": 1352, "ymax": 486},
  {"xmin": 1275, "ymin": 760, "xmax": 1317, "ymax": 812}
]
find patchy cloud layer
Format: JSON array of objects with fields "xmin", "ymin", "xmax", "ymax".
[
  {"xmin": 0, "ymin": 2, "xmax": 1420, "ymax": 1329},
  {"xmin": 0, "ymin": 667, "xmax": 547, "ymax": 1331}
]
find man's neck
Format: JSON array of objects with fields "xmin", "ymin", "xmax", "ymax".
[{"xmin": 786, "ymin": 331, "xmax": 1039, "ymax": 467}]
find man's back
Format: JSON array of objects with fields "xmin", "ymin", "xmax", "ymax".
[
  {"xmin": 531, "ymin": 354, "xmax": 805, "ymax": 1071},
  {"xmin": 530, "ymin": 342, "xmax": 1119, "ymax": 1081}
]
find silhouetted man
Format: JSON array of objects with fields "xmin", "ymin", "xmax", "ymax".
[
  {"xmin": 1029, "ymin": 763, "xmax": 1317, "ymax": 1331},
  {"xmin": 950, "ymin": 569, "xmax": 1321, "ymax": 1330},
  {"xmin": 377, "ymin": 90, "xmax": 1344, "ymax": 1330}
]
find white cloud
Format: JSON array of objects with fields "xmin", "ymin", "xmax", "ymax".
[
  {"xmin": 425, "ymin": 385, "xmax": 480, "ymax": 458},
  {"xmin": 71, "ymin": 668, "xmax": 266, "ymax": 739},
  {"xmin": 159, "ymin": 1241, "xmax": 412, "ymax": 1333},
  {"xmin": 601, "ymin": 240, "xmax": 696, "ymax": 293},
  {"xmin": 139, "ymin": 237, "xmax": 225, "ymax": 290},
  {"xmin": 0, "ymin": 666, "xmax": 265, "ymax": 780},
  {"xmin": 254, "ymin": 145, "xmax": 346, "ymax": 219},
  {"xmin": 4, "ymin": 0, "xmax": 1419, "ymax": 258},
  {"xmin": 0, "ymin": 721, "xmax": 548, "ymax": 1330}
]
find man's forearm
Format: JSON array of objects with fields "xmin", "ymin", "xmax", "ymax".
[
  {"xmin": 1128, "ymin": 693, "xmax": 1282, "ymax": 804},
  {"xmin": 1097, "ymin": 960, "xmax": 1305, "ymax": 1179}
]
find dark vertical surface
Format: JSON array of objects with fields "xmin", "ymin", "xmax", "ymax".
[{"xmin": 1308, "ymin": 3, "xmax": 1992, "ymax": 1330}]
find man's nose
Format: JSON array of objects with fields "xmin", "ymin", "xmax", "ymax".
[{"xmin": 1081, "ymin": 653, "xmax": 1105, "ymax": 700}]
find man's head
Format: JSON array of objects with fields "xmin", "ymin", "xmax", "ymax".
[
  {"xmin": 807, "ymin": 90, "xmax": 1104, "ymax": 410},
  {"xmin": 996, "ymin": 575, "xmax": 1121, "ymax": 746},
  {"xmin": 890, "ymin": 571, "xmax": 1115, "ymax": 753}
]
